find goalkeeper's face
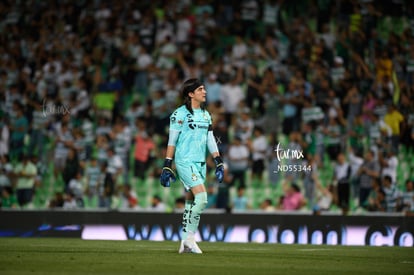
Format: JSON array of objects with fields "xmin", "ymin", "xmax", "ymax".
[{"xmin": 189, "ymin": 85, "xmax": 207, "ymax": 104}]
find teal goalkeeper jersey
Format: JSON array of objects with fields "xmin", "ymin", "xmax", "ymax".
[{"xmin": 170, "ymin": 105, "xmax": 212, "ymax": 163}]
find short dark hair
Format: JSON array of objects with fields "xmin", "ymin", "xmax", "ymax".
[
  {"xmin": 254, "ymin": 126, "xmax": 264, "ymax": 134},
  {"xmin": 291, "ymin": 183, "xmax": 301, "ymax": 193},
  {"xmin": 383, "ymin": 175, "xmax": 392, "ymax": 183}
]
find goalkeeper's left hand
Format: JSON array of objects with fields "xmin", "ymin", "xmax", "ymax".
[
  {"xmin": 160, "ymin": 158, "xmax": 176, "ymax": 187},
  {"xmin": 214, "ymin": 156, "xmax": 224, "ymax": 183}
]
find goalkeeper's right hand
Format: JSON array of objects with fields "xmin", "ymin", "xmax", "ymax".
[{"xmin": 160, "ymin": 158, "xmax": 176, "ymax": 187}]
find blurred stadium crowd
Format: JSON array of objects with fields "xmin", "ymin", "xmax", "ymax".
[{"xmin": 0, "ymin": 0, "xmax": 413, "ymax": 215}]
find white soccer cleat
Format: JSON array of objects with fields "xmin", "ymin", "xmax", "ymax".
[{"xmin": 178, "ymin": 239, "xmax": 203, "ymax": 254}]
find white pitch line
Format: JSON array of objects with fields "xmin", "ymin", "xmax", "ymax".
[{"xmin": 297, "ymin": 248, "xmax": 333, "ymax": 252}]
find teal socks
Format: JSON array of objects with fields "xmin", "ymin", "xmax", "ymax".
[
  {"xmin": 181, "ymin": 200, "xmax": 193, "ymax": 240},
  {"xmin": 181, "ymin": 192, "xmax": 208, "ymax": 240}
]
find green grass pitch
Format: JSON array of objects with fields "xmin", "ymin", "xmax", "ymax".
[{"xmin": 0, "ymin": 238, "xmax": 412, "ymax": 275}]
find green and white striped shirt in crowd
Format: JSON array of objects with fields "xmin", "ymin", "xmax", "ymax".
[
  {"xmin": 32, "ymin": 110, "xmax": 49, "ymax": 131},
  {"xmin": 85, "ymin": 164, "xmax": 102, "ymax": 195}
]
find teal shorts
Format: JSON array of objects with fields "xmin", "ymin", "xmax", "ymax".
[{"xmin": 176, "ymin": 161, "xmax": 206, "ymax": 191}]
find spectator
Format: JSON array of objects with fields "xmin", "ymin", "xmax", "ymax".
[
  {"xmin": 110, "ymin": 117, "xmax": 132, "ymax": 184},
  {"xmin": 400, "ymin": 179, "xmax": 414, "ymax": 213},
  {"xmin": 0, "ymin": 155, "xmax": 12, "ymax": 195},
  {"xmin": 281, "ymin": 81, "xmax": 300, "ymax": 136},
  {"xmin": 333, "ymin": 152, "xmax": 352, "ymax": 215},
  {"xmin": 399, "ymin": 92, "xmax": 414, "ymax": 154},
  {"xmin": 227, "ymin": 136, "xmax": 250, "ymax": 188},
  {"xmin": 324, "ymin": 117, "xmax": 344, "ymax": 161},
  {"xmin": 151, "ymin": 90, "xmax": 170, "ymax": 135},
  {"xmin": 379, "ymin": 149, "xmax": 398, "ymax": 184},
  {"xmin": 53, "ymin": 121, "xmax": 73, "ymax": 178},
  {"xmin": 247, "ymin": 126, "xmax": 268, "ymax": 181},
  {"xmin": 206, "ymin": 184, "xmax": 217, "ymax": 209},
  {"xmin": 72, "ymin": 128, "xmax": 87, "ymax": 164},
  {"xmin": 368, "ymin": 112, "xmax": 392, "ymax": 152},
  {"xmin": 32, "ymin": 155, "xmax": 46, "ymax": 197},
  {"xmin": 96, "ymin": 134, "xmax": 110, "ymax": 166},
  {"xmin": 382, "ymin": 175, "xmax": 401, "ymax": 213},
  {"xmin": 383, "ymin": 104, "xmax": 404, "ymax": 154},
  {"xmin": 0, "ymin": 186, "xmax": 18, "ymax": 209},
  {"xmin": 155, "ymin": 35, "xmax": 177, "ymax": 70},
  {"xmin": 62, "ymin": 148, "xmax": 80, "ymax": 193},
  {"xmin": 133, "ymin": 117, "xmax": 155, "ymax": 182},
  {"xmin": 245, "ymin": 65, "xmax": 264, "ymax": 116},
  {"xmin": 95, "ymin": 117, "xmax": 112, "ymax": 137},
  {"xmin": 175, "ymin": 10, "xmax": 193, "ymax": 49},
  {"xmin": 205, "ymin": 73, "xmax": 222, "ymax": 105},
  {"xmin": 29, "ymin": 100, "xmax": 49, "ymax": 159},
  {"xmin": 240, "ymin": 0, "xmax": 260, "ymax": 38},
  {"xmin": 126, "ymin": 101, "xmax": 146, "ymax": 130},
  {"xmin": 220, "ymin": 68, "xmax": 244, "ymax": 125},
  {"xmin": 9, "ymin": 101, "xmax": 28, "ymax": 161},
  {"xmin": 302, "ymin": 153, "xmax": 318, "ymax": 206},
  {"xmin": 375, "ymin": 50, "xmax": 393, "ymax": 82},
  {"xmin": 84, "ymin": 157, "xmax": 101, "ymax": 207},
  {"xmin": 231, "ymin": 35, "xmax": 248, "ymax": 68},
  {"xmin": 312, "ymin": 174, "xmax": 335, "ymax": 215},
  {"xmin": 106, "ymin": 147, "xmax": 123, "ymax": 186},
  {"xmin": 48, "ymin": 192, "xmax": 65, "ymax": 208},
  {"xmin": 0, "ymin": 165, "xmax": 11, "ymax": 195},
  {"xmin": 260, "ymin": 198, "xmax": 275, "ymax": 212},
  {"xmin": 284, "ymin": 132, "xmax": 303, "ymax": 181},
  {"xmin": 98, "ymin": 161, "xmax": 115, "ymax": 208},
  {"xmin": 331, "ymin": 56, "xmax": 346, "ymax": 88},
  {"xmin": 343, "ymin": 86, "xmax": 363, "ymax": 133},
  {"xmin": 194, "ymin": 8, "xmax": 216, "ymax": 45},
  {"xmin": 300, "ymin": 121, "xmax": 319, "ymax": 160},
  {"xmin": 13, "ymin": 154, "xmax": 38, "ymax": 208},
  {"xmin": 357, "ymin": 150, "xmax": 380, "ymax": 208},
  {"xmin": 262, "ymin": 0, "xmax": 282, "ymax": 30},
  {"xmin": 211, "ymin": 112, "xmax": 229, "ymax": 154},
  {"xmin": 63, "ymin": 192, "xmax": 78, "ymax": 209},
  {"xmin": 119, "ymin": 183, "xmax": 139, "ymax": 210},
  {"xmin": 71, "ymin": 78, "xmax": 90, "ymax": 117},
  {"xmin": 232, "ymin": 186, "xmax": 250, "ymax": 211},
  {"xmin": 279, "ymin": 179, "xmax": 306, "ymax": 211},
  {"xmin": 361, "ymin": 92, "xmax": 377, "ymax": 124},
  {"xmin": 366, "ymin": 187, "xmax": 387, "ymax": 212},
  {"xmin": 67, "ymin": 171, "xmax": 85, "ymax": 208},
  {"xmin": 234, "ymin": 108, "xmax": 254, "ymax": 143},
  {"xmin": 267, "ymin": 132, "xmax": 280, "ymax": 187},
  {"xmin": 348, "ymin": 147, "xmax": 364, "ymax": 204},
  {"xmin": 347, "ymin": 114, "xmax": 364, "ymax": 152},
  {"xmin": 301, "ymin": 100, "xmax": 324, "ymax": 128},
  {"xmin": 261, "ymin": 69, "xmax": 281, "ymax": 133},
  {"xmin": 216, "ymin": 162, "xmax": 233, "ymax": 210},
  {"xmin": 151, "ymin": 195, "xmax": 166, "ymax": 211},
  {"xmin": 80, "ymin": 114, "xmax": 95, "ymax": 162},
  {"xmin": 0, "ymin": 116, "xmax": 9, "ymax": 157}
]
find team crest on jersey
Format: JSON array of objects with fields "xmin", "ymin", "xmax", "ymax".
[
  {"xmin": 187, "ymin": 113, "xmax": 196, "ymax": 130},
  {"xmin": 191, "ymin": 173, "xmax": 198, "ymax": 181}
]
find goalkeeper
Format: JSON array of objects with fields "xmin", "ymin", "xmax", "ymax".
[{"xmin": 160, "ymin": 78, "xmax": 224, "ymax": 254}]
